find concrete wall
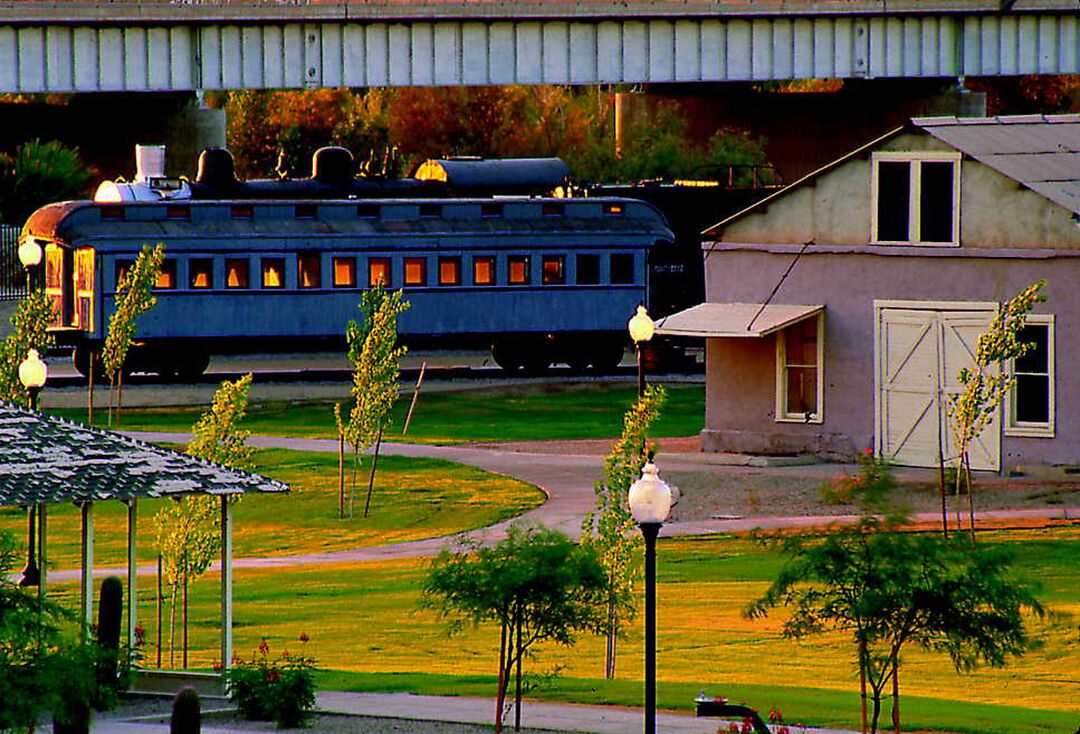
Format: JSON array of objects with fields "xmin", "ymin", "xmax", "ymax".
[{"xmin": 702, "ymin": 246, "xmax": 1080, "ymax": 470}]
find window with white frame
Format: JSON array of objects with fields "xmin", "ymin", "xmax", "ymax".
[
  {"xmin": 776, "ymin": 314, "xmax": 823, "ymax": 423},
  {"xmin": 872, "ymin": 152, "xmax": 961, "ymax": 246},
  {"xmin": 1006, "ymin": 316, "xmax": 1054, "ymax": 437}
]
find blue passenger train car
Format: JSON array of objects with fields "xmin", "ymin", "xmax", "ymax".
[{"xmin": 21, "ymin": 193, "xmax": 674, "ymax": 377}]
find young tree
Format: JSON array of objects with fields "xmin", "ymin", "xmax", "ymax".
[
  {"xmin": 334, "ymin": 285, "xmax": 409, "ymax": 518},
  {"xmin": 155, "ymin": 373, "xmax": 254, "ymax": 668},
  {"xmin": 0, "ymin": 290, "xmax": 56, "ymax": 406},
  {"xmin": 422, "ymin": 524, "xmax": 606, "ymax": 733},
  {"xmin": 948, "ymin": 280, "xmax": 1046, "ymax": 535},
  {"xmin": 102, "ymin": 243, "xmax": 165, "ymax": 425},
  {"xmin": 747, "ymin": 483, "xmax": 1044, "ymax": 734},
  {"xmin": 580, "ymin": 384, "xmax": 666, "ymax": 678}
]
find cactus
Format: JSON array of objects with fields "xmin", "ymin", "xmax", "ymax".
[
  {"xmin": 96, "ymin": 575, "xmax": 124, "ymax": 693},
  {"xmin": 170, "ymin": 686, "xmax": 201, "ymax": 734}
]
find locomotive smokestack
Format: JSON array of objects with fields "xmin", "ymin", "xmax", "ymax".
[{"xmin": 135, "ymin": 145, "xmax": 167, "ymax": 183}]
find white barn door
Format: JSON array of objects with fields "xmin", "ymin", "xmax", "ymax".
[{"xmin": 877, "ymin": 305, "xmax": 998, "ymax": 471}]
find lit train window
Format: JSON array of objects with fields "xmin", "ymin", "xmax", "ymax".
[
  {"xmin": 603, "ymin": 202, "xmax": 624, "ymax": 215},
  {"xmin": 473, "ymin": 256, "xmax": 495, "ymax": 285},
  {"xmin": 610, "ymin": 254, "xmax": 635, "ymax": 285},
  {"xmin": 508, "ymin": 256, "xmax": 530, "ymax": 285},
  {"xmin": 542, "ymin": 255, "xmax": 565, "ymax": 285},
  {"xmin": 155, "ymin": 260, "xmax": 177, "ymax": 289},
  {"xmin": 576, "ymin": 254, "xmax": 600, "ymax": 285},
  {"xmin": 439, "ymin": 257, "xmax": 461, "ymax": 286},
  {"xmin": 404, "ymin": 257, "xmax": 427, "ymax": 286},
  {"xmin": 542, "ymin": 202, "xmax": 564, "ymax": 217},
  {"xmin": 368, "ymin": 257, "xmax": 391, "ymax": 288},
  {"xmin": 226, "ymin": 258, "xmax": 250, "ymax": 289},
  {"xmin": 74, "ymin": 249, "xmax": 95, "ymax": 332},
  {"xmin": 333, "ymin": 257, "xmax": 356, "ymax": 287},
  {"xmin": 481, "ymin": 203, "xmax": 502, "ymax": 218},
  {"xmin": 190, "ymin": 259, "xmax": 213, "ymax": 289},
  {"xmin": 167, "ymin": 205, "xmax": 190, "ymax": 221},
  {"xmin": 115, "ymin": 260, "xmax": 134, "ymax": 289},
  {"xmin": 298, "ymin": 255, "xmax": 321, "ymax": 289},
  {"xmin": 262, "ymin": 258, "xmax": 285, "ymax": 288},
  {"xmin": 231, "ymin": 204, "xmax": 253, "ymax": 219}
]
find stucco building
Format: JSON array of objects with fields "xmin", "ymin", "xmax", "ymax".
[{"xmin": 657, "ymin": 114, "xmax": 1080, "ymax": 472}]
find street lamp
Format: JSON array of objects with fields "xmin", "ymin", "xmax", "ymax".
[
  {"xmin": 17, "ymin": 349, "xmax": 47, "ymax": 588},
  {"xmin": 18, "ymin": 237, "xmax": 43, "ymax": 292},
  {"xmin": 628, "ymin": 460, "xmax": 673, "ymax": 734},
  {"xmin": 628, "ymin": 305, "xmax": 655, "ymax": 398}
]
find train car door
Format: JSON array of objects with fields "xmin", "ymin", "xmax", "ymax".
[
  {"xmin": 73, "ymin": 248, "xmax": 95, "ymax": 333},
  {"xmin": 43, "ymin": 244, "xmax": 69, "ymax": 327}
]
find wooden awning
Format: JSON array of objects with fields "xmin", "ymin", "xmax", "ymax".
[{"xmin": 654, "ymin": 302, "xmax": 823, "ymax": 338}]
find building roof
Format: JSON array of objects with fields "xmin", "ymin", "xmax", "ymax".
[
  {"xmin": 703, "ymin": 113, "xmax": 1080, "ymax": 237},
  {"xmin": 915, "ymin": 114, "xmax": 1080, "ymax": 216},
  {"xmin": 0, "ymin": 402, "xmax": 289, "ymax": 506},
  {"xmin": 655, "ymin": 302, "xmax": 823, "ymax": 338}
]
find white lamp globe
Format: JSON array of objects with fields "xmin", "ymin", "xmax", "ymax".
[
  {"xmin": 18, "ymin": 239, "xmax": 43, "ymax": 268},
  {"xmin": 627, "ymin": 462, "xmax": 672, "ymax": 525},
  {"xmin": 628, "ymin": 305, "xmax": 655, "ymax": 344},
  {"xmin": 19, "ymin": 349, "xmax": 48, "ymax": 390}
]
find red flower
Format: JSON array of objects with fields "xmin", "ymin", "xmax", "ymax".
[
  {"xmin": 267, "ymin": 669, "xmax": 280, "ymax": 684},
  {"xmin": 299, "ymin": 632, "xmax": 310, "ymax": 644},
  {"xmin": 864, "ymin": 448, "xmax": 874, "ymax": 456},
  {"xmin": 258, "ymin": 639, "xmax": 270, "ymax": 656}
]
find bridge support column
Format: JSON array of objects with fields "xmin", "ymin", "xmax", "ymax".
[{"xmin": 163, "ymin": 100, "xmax": 226, "ymax": 178}]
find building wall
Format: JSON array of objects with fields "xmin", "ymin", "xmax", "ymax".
[{"xmin": 702, "ymin": 246, "xmax": 1080, "ymax": 470}]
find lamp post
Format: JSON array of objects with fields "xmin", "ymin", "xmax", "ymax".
[
  {"xmin": 18, "ymin": 349, "xmax": 47, "ymax": 588},
  {"xmin": 628, "ymin": 305, "xmax": 655, "ymax": 398},
  {"xmin": 628, "ymin": 461, "xmax": 672, "ymax": 734},
  {"xmin": 18, "ymin": 237, "xmax": 43, "ymax": 292}
]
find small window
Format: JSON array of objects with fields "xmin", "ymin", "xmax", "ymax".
[
  {"xmin": 542, "ymin": 255, "xmax": 565, "ymax": 285},
  {"xmin": 298, "ymin": 254, "xmax": 321, "ymax": 289},
  {"xmin": 155, "ymin": 259, "xmax": 177, "ymax": 289},
  {"xmin": 481, "ymin": 203, "xmax": 503, "ymax": 218},
  {"xmin": 404, "ymin": 257, "xmax": 427, "ymax": 286},
  {"xmin": 262, "ymin": 258, "xmax": 286, "ymax": 288},
  {"xmin": 419, "ymin": 203, "xmax": 441, "ymax": 218},
  {"xmin": 189, "ymin": 259, "xmax": 213, "ymax": 289},
  {"xmin": 439, "ymin": 257, "xmax": 461, "ymax": 286},
  {"xmin": 368, "ymin": 257, "xmax": 391, "ymax": 287},
  {"xmin": 295, "ymin": 203, "xmax": 317, "ymax": 219},
  {"xmin": 576, "ymin": 254, "xmax": 600, "ymax": 285},
  {"xmin": 1007, "ymin": 317, "xmax": 1054, "ymax": 437},
  {"xmin": 115, "ymin": 260, "xmax": 134, "ymax": 289},
  {"xmin": 872, "ymin": 153, "xmax": 960, "ymax": 245},
  {"xmin": 333, "ymin": 257, "xmax": 356, "ymax": 288},
  {"xmin": 357, "ymin": 204, "xmax": 379, "ymax": 219},
  {"xmin": 473, "ymin": 256, "xmax": 496, "ymax": 285},
  {"xmin": 610, "ymin": 254, "xmax": 635, "ymax": 285},
  {"xmin": 226, "ymin": 258, "xmax": 250, "ymax": 289},
  {"xmin": 603, "ymin": 202, "xmax": 624, "ymax": 215},
  {"xmin": 776, "ymin": 315, "xmax": 822, "ymax": 423},
  {"xmin": 166, "ymin": 205, "xmax": 190, "ymax": 221},
  {"xmin": 231, "ymin": 204, "xmax": 253, "ymax": 219},
  {"xmin": 100, "ymin": 205, "xmax": 124, "ymax": 221},
  {"xmin": 508, "ymin": 255, "xmax": 531, "ymax": 285}
]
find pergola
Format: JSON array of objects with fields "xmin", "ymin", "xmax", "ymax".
[{"xmin": 0, "ymin": 402, "xmax": 288, "ymax": 670}]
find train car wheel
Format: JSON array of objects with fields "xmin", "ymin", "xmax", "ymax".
[
  {"xmin": 491, "ymin": 342, "xmax": 525, "ymax": 373},
  {"xmin": 588, "ymin": 342, "xmax": 627, "ymax": 374},
  {"xmin": 158, "ymin": 352, "xmax": 211, "ymax": 382},
  {"xmin": 523, "ymin": 355, "xmax": 552, "ymax": 376},
  {"xmin": 72, "ymin": 347, "xmax": 108, "ymax": 383}
]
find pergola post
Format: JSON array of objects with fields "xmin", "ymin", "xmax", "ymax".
[
  {"xmin": 127, "ymin": 499, "xmax": 138, "ymax": 654},
  {"xmin": 80, "ymin": 500, "xmax": 95, "ymax": 636},
  {"xmin": 37, "ymin": 503, "xmax": 47, "ymax": 601},
  {"xmin": 220, "ymin": 495, "xmax": 233, "ymax": 672}
]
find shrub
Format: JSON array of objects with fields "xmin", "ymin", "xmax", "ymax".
[{"xmin": 224, "ymin": 635, "xmax": 316, "ymax": 728}]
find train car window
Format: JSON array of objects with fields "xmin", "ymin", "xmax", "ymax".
[
  {"xmin": 368, "ymin": 257, "xmax": 391, "ymax": 288},
  {"xmin": 603, "ymin": 202, "xmax": 624, "ymax": 215},
  {"xmin": 298, "ymin": 254, "xmax": 321, "ymax": 289},
  {"xmin": 45, "ymin": 247, "xmax": 64, "ymax": 327},
  {"xmin": 576, "ymin": 254, "xmax": 600, "ymax": 285},
  {"xmin": 115, "ymin": 260, "xmax": 134, "ymax": 289},
  {"xmin": 357, "ymin": 204, "xmax": 379, "ymax": 219},
  {"xmin": 226, "ymin": 258, "xmax": 250, "ymax": 289},
  {"xmin": 295, "ymin": 204, "xmax": 317, "ymax": 219},
  {"xmin": 542, "ymin": 255, "xmax": 565, "ymax": 285},
  {"xmin": 190, "ymin": 259, "xmax": 213, "ymax": 289},
  {"xmin": 481, "ymin": 203, "xmax": 503, "ymax": 218},
  {"xmin": 167, "ymin": 205, "xmax": 190, "ymax": 221},
  {"xmin": 333, "ymin": 257, "xmax": 356, "ymax": 287},
  {"xmin": 419, "ymin": 204, "xmax": 441, "ymax": 218},
  {"xmin": 439, "ymin": 257, "xmax": 461, "ymax": 286},
  {"xmin": 262, "ymin": 258, "xmax": 286, "ymax": 288},
  {"xmin": 100, "ymin": 205, "xmax": 124, "ymax": 221},
  {"xmin": 508, "ymin": 256, "xmax": 531, "ymax": 285},
  {"xmin": 74, "ymin": 249, "xmax": 95, "ymax": 332},
  {"xmin": 155, "ymin": 259, "xmax": 177, "ymax": 289},
  {"xmin": 404, "ymin": 257, "xmax": 427, "ymax": 286},
  {"xmin": 610, "ymin": 254, "xmax": 635, "ymax": 285},
  {"xmin": 473, "ymin": 256, "xmax": 496, "ymax": 285},
  {"xmin": 231, "ymin": 204, "xmax": 254, "ymax": 219},
  {"xmin": 542, "ymin": 202, "xmax": 564, "ymax": 217}
]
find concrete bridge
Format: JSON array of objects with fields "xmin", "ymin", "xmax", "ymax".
[{"xmin": 0, "ymin": 1, "xmax": 1077, "ymax": 93}]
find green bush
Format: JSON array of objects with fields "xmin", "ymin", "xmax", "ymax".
[{"xmin": 224, "ymin": 635, "xmax": 317, "ymax": 728}]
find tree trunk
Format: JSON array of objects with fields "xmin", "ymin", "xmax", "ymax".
[
  {"xmin": 869, "ymin": 689, "xmax": 882, "ymax": 734},
  {"xmin": 88, "ymin": 357, "xmax": 94, "ymax": 426},
  {"xmin": 363, "ymin": 426, "xmax": 384, "ymax": 518},
  {"xmin": 514, "ymin": 611, "xmax": 523, "ymax": 731},
  {"xmin": 937, "ymin": 446, "xmax": 948, "ymax": 538},
  {"xmin": 182, "ymin": 569, "xmax": 189, "ymax": 669},
  {"xmin": 156, "ymin": 554, "xmax": 162, "ymax": 668},
  {"xmin": 495, "ymin": 621, "xmax": 508, "ymax": 734},
  {"xmin": 891, "ymin": 659, "xmax": 901, "ymax": 734},
  {"xmin": 168, "ymin": 581, "xmax": 177, "ymax": 668},
  {"xmin": 859, "ymin": 639, "xmax": 869, "ymax": 734},
  {"xmin": 117, "ymin": 368, "xmax": 124, "ymax": 426},
  {"xmin": 338, "ymin": 433, "xmax": 346, "ymax": 519},
  {"xmin": 964, "ymin": 453, "xmax": 977, "ymax": 540}
]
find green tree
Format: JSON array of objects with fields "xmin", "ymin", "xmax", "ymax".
[
  {"xmin": 155, "ymin": 373, "xmax": 254, "ymax": 668},
  {"xmin": 422, "ymin": 524, "xmax": 606, "ymax": 734},
  {"xmin": 0, "ymin": 139, "xmax": 94, "ymax": 226},
  {"xmin": 747, "ymin": 485, "xmax": 1044, "ymax": 734},
  {"xmin": 947, "ymin": 280, "xmax": 1046, "ymax": 535},
  {"xmin": 580, "ymin": 384, "xmax": 666, "ymax": 678},
  {"xmin": 102, "ymin": 243, "xmax": 165, "ymax": 425},
  {"xmin": 334, "ymin": 285, "xmax": 409, "ymax": 518},
  {"xmin": 0, "ymin": 290, "xmax": 56, "ymax": 406}
]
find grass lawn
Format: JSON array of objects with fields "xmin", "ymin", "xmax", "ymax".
[
  {"xmin": 40, "ymin": 528, "xmax": 1080, "ymax": 734},
  {"xmin": 48, "ymin": 382, "xmax": 704, "ymax": 444},
  {"xmin": 0, "ymin": 447, "xmax": 543, "ymax": 570}
]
